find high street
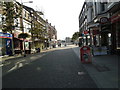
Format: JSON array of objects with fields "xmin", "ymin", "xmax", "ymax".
[{"xmin": 2, "ymin": 45, "xmax": 97, "ymax": 88}]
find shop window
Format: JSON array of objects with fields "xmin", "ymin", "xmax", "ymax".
[
  {"xmin": 25, "ymin": 11, "xmax": 26, "ymax": 17},
  {"xmin": 101, "ymin": 3, "xmax": 105, "ymax": 11}
]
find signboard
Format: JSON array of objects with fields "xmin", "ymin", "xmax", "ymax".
[
  {"xmin": 80, "ymin": 46, "xmax": 92, "ymax": 63},
  {"xmin": 0, "ymin": 32, "xmax": 12, "ymax": 39}
]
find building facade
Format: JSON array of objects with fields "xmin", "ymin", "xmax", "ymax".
[
  {"xmin": 107, "ymin": 2, "xmax": 120, "ymax": 54},
  {"xmin": 0, "ymin": 1, "xmax": 15, "ymax": 56},
  {"xmin": 65, "ymin": 37, "xmax": 71, "ymax": 44},
  {"xmin": 46, "ymin": 20, "xmax": 57, "ymax": 48},
  {"xmin": 79, "ymin": 0, "xmax": 120, "ymax": 54},
  {"xmin": 0, "ymin": 1, "xmax": 58, "ymax": 56}
]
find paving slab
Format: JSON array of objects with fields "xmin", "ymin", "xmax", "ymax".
[{"xmin": 72, "ymin": 47, "xmax": 119, "ymax": 88}]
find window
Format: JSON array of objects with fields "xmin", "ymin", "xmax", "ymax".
[
  {"xmin": 28, "ymin": 14, "xmax": 30, "ymax": 19},
  {"xmin": 91, "ymin": 8, "xmax": 94, "ymax": 20},
  {"xmin": 101, "ymin": 3, "xmax": 105, "ymax": 11},
  {"xmin": 25, "ymin": 11, "xmax": 26, "ymax": 17}
]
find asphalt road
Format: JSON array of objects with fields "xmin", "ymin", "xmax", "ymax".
[{"xmin": 2, "ymin": 47, "xmax": 97, "ymax": 88}]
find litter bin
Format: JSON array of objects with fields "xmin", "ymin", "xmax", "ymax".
[{"xmin": 80, "ymin": 46, "xmax": 92, "ymax": 63}]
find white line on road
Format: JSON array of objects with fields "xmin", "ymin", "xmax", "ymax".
[
  {"xmin": 0, "ymin": 64, "xmax": 3, "ymax": 67},
  {"xmin": 18, "ymin": 63, "xmax": 23, "ymax": 68},
  {"xmin": 7, "ymin": 65, "xmax": 17, "ymax": 73}
]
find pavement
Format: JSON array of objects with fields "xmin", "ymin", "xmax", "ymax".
[
  {"xmin": 72, "ymin": 46, "xmax": 119, "ymax": 88},
  {"xmin": 0, "ymin": 47, "xmax": 58, "ymax": 64},
  {"xmin": 0, "ymin": 48, "xmax": 53, "ymax": 62}
]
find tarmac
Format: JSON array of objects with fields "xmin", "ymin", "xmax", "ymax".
[{"xmin": 0, "ymin": 45, "xmax": 120, "ymax": 89}]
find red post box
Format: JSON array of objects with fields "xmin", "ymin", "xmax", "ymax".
[{"xmin": 80, "ymin": 46, "xmax": 92, "ymax": 63}]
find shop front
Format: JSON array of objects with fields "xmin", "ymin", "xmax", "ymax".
[
  {"xmin": 111, "ymin": 13, "xmax": 120, "ymax": 54},
  {"xmin": 13, "ymin": 30, "xmax": 23, "ymax": 54},
  {"xmin": 100, "ymin": 17, "xmax": 111, "ymax": 47},
  {"xmin": 89, "ymin": 27, "xmax": 100, "ymax": 47},
  {"xmin": 0, "ymin": 32, "xmax": 13, "ymax": 56}
]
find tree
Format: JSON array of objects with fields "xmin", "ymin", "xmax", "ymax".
[
  {"xmin": 29, "ymin": 21, "xmax": 47, "ymax": 42},
  {"xmin": 2, "ymin": 2, "xmax": 15, "ymax": 33},
  {"xmin": 1, "ymin": 2, "xmax": 16, "ymax": 55},
  {"xmin": 2, "ymin": 1, "xmax": 22, "ymax": 55},
  {"xmin": 18, "ymin": 33, "xmax": 30, "ymax": 39},
  {"xmin": 72, "ymin": 32, "xmax": 80, "ymax": 41}
]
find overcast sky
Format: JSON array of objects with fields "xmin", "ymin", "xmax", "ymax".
[{"xmin": 17, "ymin": 0, "xmax": 85, "ymax": 40}]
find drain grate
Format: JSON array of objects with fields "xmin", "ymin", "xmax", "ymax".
[{"xmin": 93, "ymin": 64, "xmax": 110, "ymax": 72}]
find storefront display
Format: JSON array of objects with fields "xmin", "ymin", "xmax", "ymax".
[{"xmin": 0, "ymin": 32, "xmax": 12, "ymax": 56}]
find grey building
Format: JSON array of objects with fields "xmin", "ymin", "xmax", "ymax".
[
  {"xmin": 65, "ymin": 37, "xmax": 71, "ymax": 44},
  {"xmin": 79, "ymin": 0, "xmax": 120, "ymax": 54}
]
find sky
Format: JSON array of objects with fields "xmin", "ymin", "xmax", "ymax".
[{"xmin": 17, "ymin": 0, "xmax": 85, "ymax": 40}]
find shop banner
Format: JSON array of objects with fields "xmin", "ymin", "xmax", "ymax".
[{"xmin": 0, "ymin": 32, "xmax": 12, "ymax": 39}]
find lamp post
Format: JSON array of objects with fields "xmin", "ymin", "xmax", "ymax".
[{"xmin": 20, "ymin": 0, "xmax": 33, "ymax": 57}]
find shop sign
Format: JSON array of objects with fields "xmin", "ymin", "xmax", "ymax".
[
  {"xmin": 100, "ymin": 17, "xmax": 109, "ymax": 24},
  {"xmin": 0, "ymin": 32, "xmax": 12, "ymax": 39},
  {"xmin": 84, "ymin": 30, "xmax": 88, "ymax": 34}
]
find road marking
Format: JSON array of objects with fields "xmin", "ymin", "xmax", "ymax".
[
  {"xmin": 7, "ymin": 62, "xmax": 24, "ymax": 73},
  {"xmin": 19, "ymin": 63, "xmax": 23, "ymax": 68},
  {"xmin": 78, "ymin": 71, "xmax": 85, "ymax": 75},
  {"xmin": 7, "ymin": 65, "xmax": 17, "ymax": 73},
  {"xmin": 30, "ymin": 57, "xmax": 37, "ymax": 59},
  {"xmin": 0, "ymin": 64, "xmax": 3, "ymax": 67}
]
